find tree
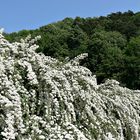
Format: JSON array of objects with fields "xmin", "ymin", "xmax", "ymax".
[
  {"xmin": 87, "ymin": 31, "xmax": 126, "ymax": 84},
  {"xmin": 122, "ymin": 36, "xmax": 140, "ymax": 89}
]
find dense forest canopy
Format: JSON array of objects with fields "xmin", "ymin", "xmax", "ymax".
[{"xmin": 5, "ymin": 10, "xmax": 140, "ymax": 89}]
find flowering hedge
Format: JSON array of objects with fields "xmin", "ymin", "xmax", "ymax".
[{"xmin": 0, "ymin": 31, "xmax": 140, "ymax": 140}]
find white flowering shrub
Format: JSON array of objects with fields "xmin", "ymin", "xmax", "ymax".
[{"xmin": 0, "ymin": 31, "xmax": 140, "ymax": 140}]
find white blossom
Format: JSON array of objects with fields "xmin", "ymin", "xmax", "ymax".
[{"xmin": 0, "ymin": 31, "xmax": 140, "ymax": 140}]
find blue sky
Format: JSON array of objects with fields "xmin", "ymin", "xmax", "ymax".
[{"xmin": 1, "ymin": 0, "xmax": 140, "ymax": 33}]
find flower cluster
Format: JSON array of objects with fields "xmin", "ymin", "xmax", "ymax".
[{"xmin": 0, "ymin": 30, "xmax": 140, "ymax": 140}]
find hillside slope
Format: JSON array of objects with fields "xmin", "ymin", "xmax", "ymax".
[
  {"xmin": 5, "ymin": 11, "xmax": 140, "ymax": 89},
  {"xmin": 0, "ymin": 32, "xmax": 140, "ymax": 140}
]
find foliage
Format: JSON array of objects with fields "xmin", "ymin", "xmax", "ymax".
[
  {"xmin": 122, "ymin": 36, "xmax": 140, "ymax": 89},
  {"xmin": 87, "ymin": 31, "xmax": 126, "ymax": 85},
  {"xmin": 1, "ymin": 31, "xmax": 140, "ymax": 140},
  {"xmin": 5, "ymin": 11, "xmax": 140, "ymax": 89}
]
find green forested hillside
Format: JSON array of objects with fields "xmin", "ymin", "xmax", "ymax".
[{"xmin": 5, "ymin": 10, "xmax": 140, "ymax": 89}]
